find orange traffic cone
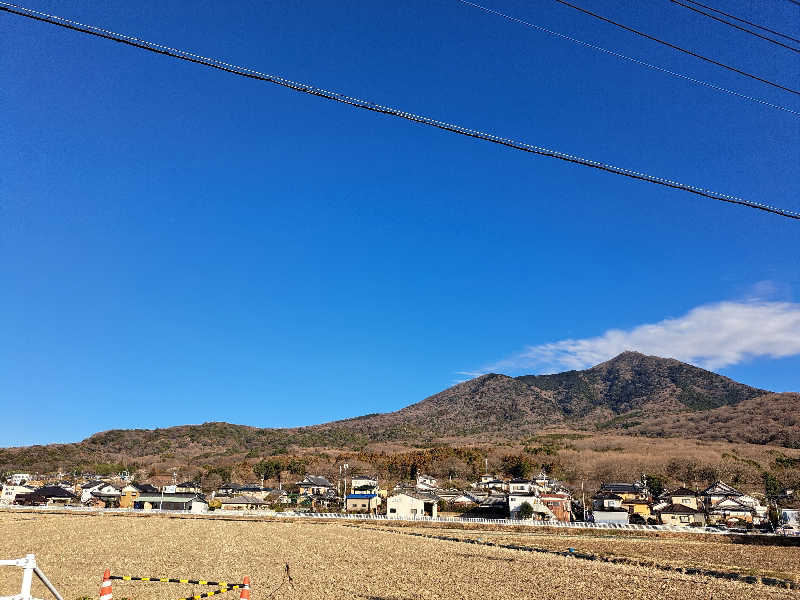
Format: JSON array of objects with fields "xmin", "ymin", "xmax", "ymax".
[
  {"xmin": 238, "ymin": 577, "xmax": 250, "ymax": 600},
  {"xmin": 99, "ymin": 570, "xmax": 112, "ymax": 600}
]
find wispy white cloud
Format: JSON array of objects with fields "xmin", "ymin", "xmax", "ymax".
[{"xmin": 467, "ymin": 300, "xmax": 800, "ymax": 376}]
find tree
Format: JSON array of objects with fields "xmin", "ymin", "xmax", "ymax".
[
  {"xmin": 763, "ymin": 471, "xmax": 781, "ymax": 500},
  {"xmin": 502, "ymin": 454, "xmax": 534, "ymax": 479},
  {"xmin": 201, "ymin": 472, "xmax": 222, "ymax": 493},
  {"xmin": 518, "ymin": 501, "xmax": 534, "ymax": 520},
  {"xmin": 644, "ymin": 473, "xmax": 665, "ymax": 499},
  {"xmin": 253, "ymin": 459, "xmax": 281, "ymax": 481}
]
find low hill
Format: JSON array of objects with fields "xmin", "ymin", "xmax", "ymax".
[{"xmin": 1, "ymin": 352, "xmax": 796, "ymax": 476}]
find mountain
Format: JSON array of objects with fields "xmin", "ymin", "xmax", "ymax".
[
  {"xmin": 1, "ymin": 352, "xmax": 796, "ymax": 475},
  {"xmin": 321, "ymin": 351, "xmax": 772, "ymax": 439}
]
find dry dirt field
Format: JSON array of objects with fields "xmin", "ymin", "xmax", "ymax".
[
  {"xmin": 0, "ymin": 512, "xmax": 796, "ymax": 600},
  {"xmin": 359, "ymin": 523, "xmax": 800, "ymax": 583}
]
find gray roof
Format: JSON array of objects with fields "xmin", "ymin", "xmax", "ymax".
[
  {"xmin": 601, "ymin": 483, "xmax": 641, "ymax": 494},
  {"xmin": 659, "ymin": 503, "xmax": 703, "ymax": 515},
  {"xmin": 134, "ymin": 493, "xmax": 205, "ymax": 504},
  {"xmin": 393, "ymin": 491, "xmax": 438, "ymax": 502},
  {"xmin": 33, "ymin": 486, "xmax": 76, "ymax": 498},
  {"xmin": 301, "ymin": 476, "xmax": 333, "ymax": 487},
  {"xmin": 221, "ymin": 495, "xmax": 267, "ymax": 505},
  {"xmin": 81, "ymin": 480, "xmax": 106, "ymax": 489}
]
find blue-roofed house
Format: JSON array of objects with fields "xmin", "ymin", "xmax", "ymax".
[{"xmin": 345, "ymin": 492, "xmax": 381, "ymax": 513}]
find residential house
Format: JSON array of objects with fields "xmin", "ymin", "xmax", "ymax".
[
  {"xmin": 780, "ymin": 508, "xmax": 800, "ymax": 528},
  {"xmin": 133, "ymin": 493, "xmax": 208, "ymax": 512},
  {"xmin": 508, "ymin": 493, "xmax": 553, "ymax": 520},
  {"xmin": 622, "ymin": 498, "xmax": 652, "ymax": 518},
  {"xmin": 297, "ymin": 476, "xmax": 334, "ymax": 496},
  {"xmin": 80, "ymin": 481, "xmax": 117, "ymax": 504},
  {"xmin": 15, "ymin": 486, "xmax": 76, "ymax": 506},
  {"xmin": 220, "ymin": 495, "xmax": 269, "ymax": 511},
  {"xmin": 267, "ymin": 489, "xmax": 291, "ymax": 504},
  {"xmin": 701, "ymin": 481, "xmax": 744, "ymax": 508},
  {"xmin": 9, "ymin": 474, "xmax": 32, "ymax": 486},
  {"xmin": 474, "ymin": 474, "xmax": 497, "ymax": 487},
  {"xmin": 346, "ymin": 493, "xmax": 381, "ymax": 513},
  {"xmin": 351, "ymin": 475, "xmax": 379, "ymax": 494},
  {"xmin": 659, "ymin": 503, "xmax": 706, "ymax": 527},
  {"xmin": 599, "ymin": 483, "xmax": 646, "ymax": 501},
  {"xmin": 592, "ymin": 491, "xmax": 624, "ymax": 511},
  {"xmin": 667, "ymin": 487, "xmax": 701, "ymax": 510},
  {"xmin": 216, "ymin": 483, "xmax": 244, "ymax": 497},
  {"xmin": 238, "ymin": 485, "xmax": 271, "ymax": 500},
  {"xmin": 88, "ymin": 486, "xmax": 121, "ymax": 508},
  {"xmin": 592, "ymin": 491, "xmax": 629, "ymax": 524},
  {"xmin": 437, "ymin": 490, "xmax": 479, "ymax": 507},
  {"xmin": 119, "ymin": 483, "xmax": 159, "ymax": 508},
  {"xmin": 1, "ymin": 484, "xmax": 34, "ymax": 506},
  {"xmin": 480, "ymin": 478, "xmax": 508, "ymax": 492},
  {"xmin": 176, "ymin": 481, "xmax": 201, "ymax": 493},
  {"xmin": 540, "ymin": 492, "xmax": 573, "ymax": 522},
  {"xmin": 508, "ymin": 478, "xmax": 534, "ymax": 494},
  {"xmin": 387, "ymin": 491, "xmax": 438, "ymax": 519},
  {"xmin": 416, "ymin": 474, "xmax": 438, "ymax": 491},
  {"xmin": 707, "ymin": 498, "xmax": 760, "ymax": 525}
]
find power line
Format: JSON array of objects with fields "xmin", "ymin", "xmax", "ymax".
[
  {"xmin": 457, "ymin": 0, "xmax": 799, "ymax": 117},
  {"xmin": 679, "ymin": 0, "xmax": 800, "ymax": 44},
  {"xmin": 553, "ymin": 0, "xmax": 800, "ymax": 95},
  {"xmin": 669, "ymin": 0, "xmax": 800, "ymax": 52},
  {"xmin": 1, "ymin": 1, "xmax": 798, "ymax": 221}
]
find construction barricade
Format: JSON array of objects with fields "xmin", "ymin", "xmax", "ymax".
[
  {"xmin": 0, "ymin": 554, "xmax": 64, "ymax": 600},
  {"xmin": 100, "ymin": 570, "xmax": 250, "ymax": 600}
]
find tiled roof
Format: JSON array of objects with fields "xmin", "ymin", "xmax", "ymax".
[
  {"xmin": 135, "ymin": 493, "xmax": 205, "ymax": 503},
  {"xmin": 302, "ymin": 476, "xmax": 333, "ymax": 487},
  {"xmin": 34, "ymin": 486, "xmax": 76, "ymax": 498},
  {"xmin": 221, "ymin": 495, "xmax": 266, "ymax": 504},
  {"xmin": 659, "ymin": 503, "xmax": 702, "ymax": 514},
  {"xmin": 670, "ymin": 487, "xmax": 698, "ymax": 497}
]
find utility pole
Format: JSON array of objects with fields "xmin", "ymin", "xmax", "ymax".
[{"xmin": 581, "ymin": 479, "xmax": 586, "ymax": 522}]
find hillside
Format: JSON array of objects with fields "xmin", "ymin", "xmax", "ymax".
[
  {"xmin": 0, "ymin": 352, "xmax": 795, "ymax": 476},
  {"xmin": 325, "ymin": 351, "xmax": 769, "ymax": 438}
]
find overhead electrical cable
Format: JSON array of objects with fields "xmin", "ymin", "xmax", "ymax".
[
  {"xmin": 553, "ymin": 0, "xmax": 800, "ymax": 95},
  {"xmin": 2, "ymin": 1, "xmax": 799, "ymax": 221},
  {"xmin": 457, "ymin": 0, "xmax": 798, "ymax": 116},
  {"xmin": 678, "ymin": 0, "xmax": 800, "ymax": 44},
  {"xmin": 669, "ymin": 0, "xmax": 800, "ymax": 52}
]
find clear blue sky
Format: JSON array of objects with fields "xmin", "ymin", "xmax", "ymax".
[{"xmin": 2, "ymin": 0, "xmax": 798, "ymax": 447}]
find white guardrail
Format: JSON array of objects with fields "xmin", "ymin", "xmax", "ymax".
[{"xmin": 0, "ymin": 504, "xmax": 754, "ymax": 535}]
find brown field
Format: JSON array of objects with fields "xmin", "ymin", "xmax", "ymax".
[
  {"xmin": 356, "ymin": 522, "xmax": 800, "ymax": 583},
  {"xmin": 0, "ymin": 512, "xmax": 798, "ymax": 599}
]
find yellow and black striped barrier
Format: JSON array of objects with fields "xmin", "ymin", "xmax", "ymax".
[
  {"xmin": 109, "ymin": 576, "xmax": 242, "ymax": 587},
  {"xmin": 100, "ymin": 570, "xmax": 250, "ymax": 600}
]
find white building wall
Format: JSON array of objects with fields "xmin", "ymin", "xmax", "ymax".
[{"xmin": 387, "ymin": 494, "xmax": 425, "ymax": 518}]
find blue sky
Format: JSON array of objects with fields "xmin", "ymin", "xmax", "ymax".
[{"xmin": 1, "ymin": 0, "xmax": 798, "ymax": 447}]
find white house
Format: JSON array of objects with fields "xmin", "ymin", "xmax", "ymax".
[
  {"xmin": 1, "ymin": 484, "xmax": 34, "ymax": 505},
  {"xmin": 9, "ymin": 474, "xmax": 32, "ymax": 486},
  {"xmin": 80, "ymin": 482, "xmax": 119, "ymax": 504},
  {"xmin": 780, "ymin": 508, "xmax": 800, "ymax": 528},
  {"xmin": 508, "ymin": 478, "xmax": 534, "ymax": 494},
  {"xmin": 508, "ymin": 493, "xmax": 554, "ymax": 520},
  {"xmin": 387, "ymin": 492, "xmax": 438, "ymax": 519},
  {"xmin": 297, "ymin": 476, "xmax": 334, "ymax": 496},
  {"xmin": 416, "ymin": 474, "xmax": 438, "ymax": 491},
  {"xmin": 351, "ymin": 475, "xmax": 379, "ymax": 494},
  {"xmin": 133, "ymin": 493, "xmax": 208, "ymax": 512}
]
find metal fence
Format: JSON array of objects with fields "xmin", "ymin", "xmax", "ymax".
[{"xmin": 0, "ymin": 504, "xmax": 739, "ymax": 535}]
